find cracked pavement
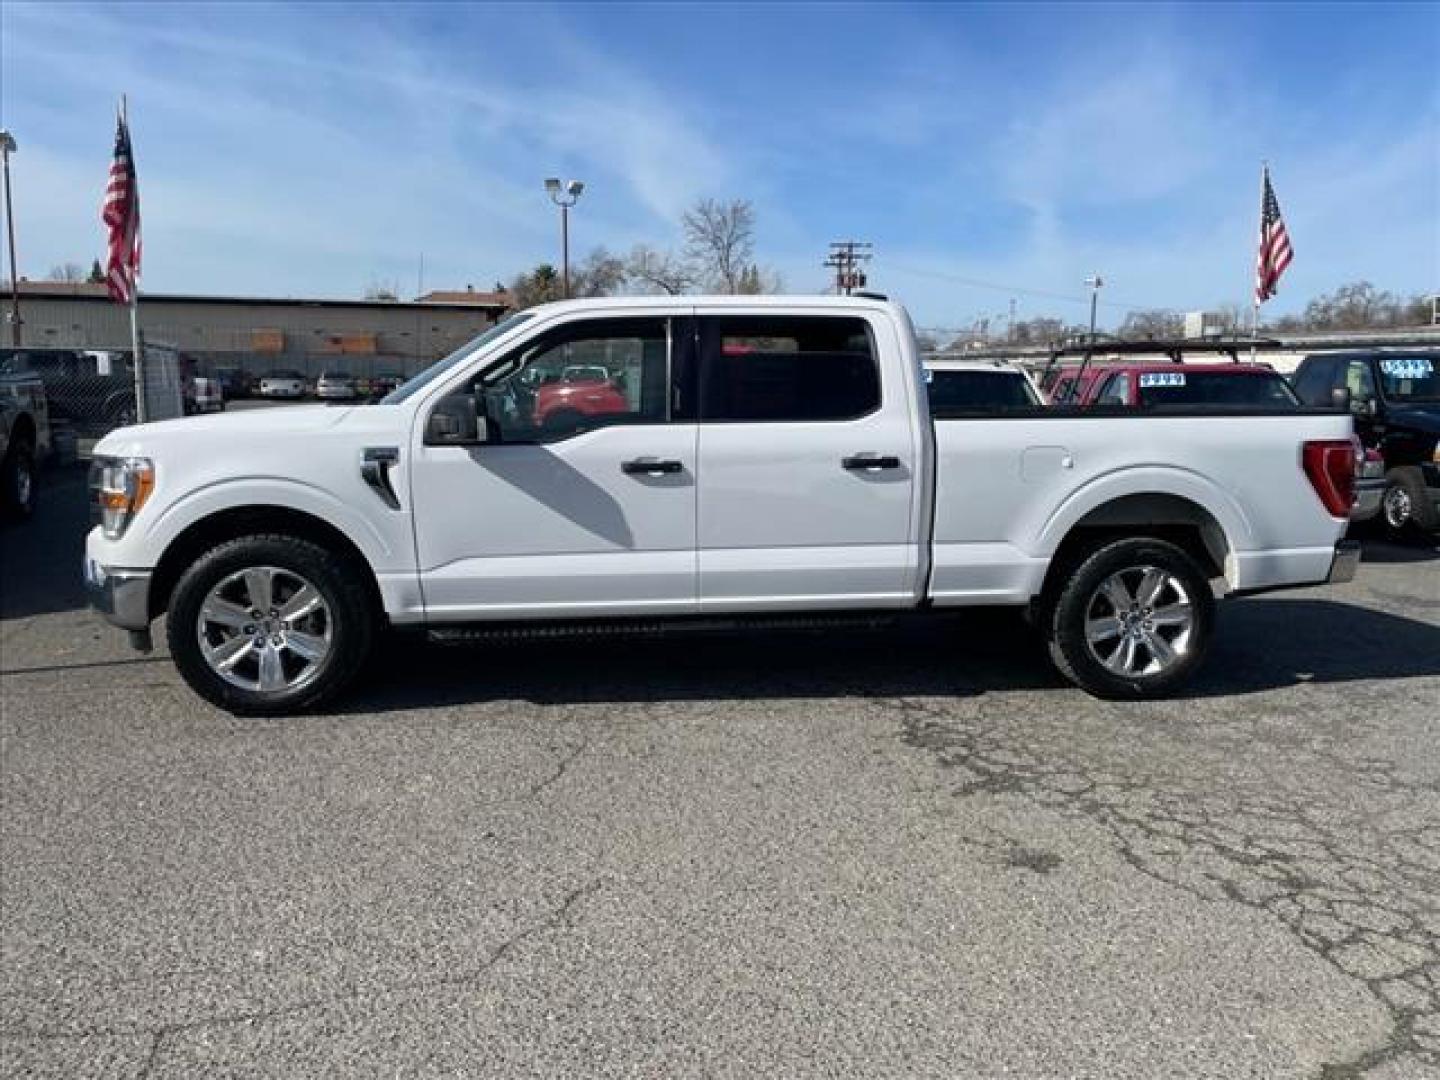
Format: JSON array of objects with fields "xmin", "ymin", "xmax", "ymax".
[{"xmin": 2, "ymin": 469, "xmax": 1438, "ymax": 1077}]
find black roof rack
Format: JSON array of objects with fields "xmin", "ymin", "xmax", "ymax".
[
  {"xmin": 851, "ymin": 291, "xmax": 888, "ymax": 301},
  {"xmin": 1040, "ymin": 335, "xmax": 1283, "ymax": 402}
]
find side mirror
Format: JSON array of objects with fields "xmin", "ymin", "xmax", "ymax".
[
  {"xmin": 1330, "ymin": 387, "xmax": 1351, "ymax": 412},
  {"xmin": 425, "ymin": 393, "xmax": 480, "ymax": 445}
]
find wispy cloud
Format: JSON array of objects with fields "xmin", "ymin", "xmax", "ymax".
[{"xmin": 1, "ymin": 1, "xmax": 1433, "ymax": 326}]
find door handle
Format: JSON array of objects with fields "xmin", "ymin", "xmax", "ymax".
[
  {"xmin": 622, "ymin": 458, "xmax": 684, "ymax": 475},
  {"xmin": 842, "ymin": 454, "xmax": 901, "ymax": 471}
]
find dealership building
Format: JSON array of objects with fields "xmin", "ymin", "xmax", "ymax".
[{"xmin": 0, "ymin": 282, "xmax": 511, "ymax": 378}]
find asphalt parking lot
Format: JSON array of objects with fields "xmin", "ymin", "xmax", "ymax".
[{"xmin": 2, "ymin": 463, "xmax": 1438, "ymax": 1079}]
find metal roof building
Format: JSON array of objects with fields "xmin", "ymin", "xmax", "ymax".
[{"xmin": 0, "ymin": 282, "xmax": 511, "ymax": 377}]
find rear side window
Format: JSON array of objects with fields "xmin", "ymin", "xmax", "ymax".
[
  {"xmin": 698, "ymin": 316, "xmax": 879, "ymax": 422},
  {"xmin": 927, "ymin": 370, "xmax": 1039, "ymax": 415},
  {"xmin": 1137, "ymin": 371, "xmax": 1300, "ymax": 407}
]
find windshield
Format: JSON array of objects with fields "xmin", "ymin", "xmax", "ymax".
[
  {"xmin": 1136, "ymin": 370, "xmax": 1299, "ymax": 407},
  {"xmin": 1377, "ymin": 355, "xmax": 1440, "ymax": 402},
  {"xmin": 927, "ymin": 369, "xmax": 1040, "ymax": 414},
  {"xmin": 381, "ymin": 311, "xmax": 534, "ymax": 404}
]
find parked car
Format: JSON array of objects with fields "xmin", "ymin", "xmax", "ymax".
[
  {"xmin": 85, "ymin": 295, "xmax": 1359, "ymax": 715},
  {"xmin": 924, "ymin": 359, "xmax": 1044, "ymax": 414},
  {"xmin": 258, "ymin": 370, "xmax": 307, "ymax": 399},
  {"xmin": 1064, "ymin": 363, "xmax": 1300, "ymax": 409},
  {"xmin": 1041, "ymin": 338, "xmax": 1290, "ymax": 408},
  {"xmin": 531, "ymin": 365, "xmax": 629, "ymax": 432},
  {"xmin": 0, "ymin": 351, "xmax": 51, "ymax": 520},
  {"xmin": 1290, "ymin": 351, "xmax": 1440, "ymax": 536},
  {"xmin": 315, "ymin": 371, "xmax": 359, "ymax": 401},
  {"xmin": 190, "ymin": 376, "xmax": 225, "ymax": 414},
  {"xmin": 213, "ymin": 367, "xmax": 254, "ymax": 400},
  {"xmin": 369, "ymin": 372, "xmax": 406, "ymax": 400}
]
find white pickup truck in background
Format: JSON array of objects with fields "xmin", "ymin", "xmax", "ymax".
[{"xmin": 85, "ymin": 295, "xmax": 1360, "ymax": 715}]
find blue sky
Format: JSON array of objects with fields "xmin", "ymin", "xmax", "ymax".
[{"xmin": 1, "ymin": 1, "xmax": 1436, "ymax": 330}]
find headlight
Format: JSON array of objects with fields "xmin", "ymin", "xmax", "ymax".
[{"xmin": 89, "ymin": 456, "xmax": 155, "ymax": 539}]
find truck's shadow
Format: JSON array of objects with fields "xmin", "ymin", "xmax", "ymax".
[{"xmin": 342, "ymin": 599, "xmax": 1440, "ymax": 714}]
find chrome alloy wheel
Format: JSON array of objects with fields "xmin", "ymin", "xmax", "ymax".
[
  {"xmin": 1083, "ymin": 565, "xmax": 1195, "ymax": 678},
  {"xmin": 196, "ymin": 566, "xmax": 332, "ymax": 693},
  {"xmin": 1383, "ymin": 484, "xmax": 1412, "ymax": 530}
]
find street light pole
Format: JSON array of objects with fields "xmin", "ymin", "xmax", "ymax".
[
  {"xmin": 544, "ymin": 177, "xmax": 584, "ymax": 299},
  {"xmin": 1085, "ymin": 273, "xmax": 1104, "ymax": 343},
  {"xmin": 0, "ymin": 130, "xmax": 21, "ymax": 346}
]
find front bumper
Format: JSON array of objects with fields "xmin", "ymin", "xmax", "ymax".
[
  {"xmin": 84, "ymin": 555, "xmax": 152, "ymax": 632},
  {"xmin": 1424, "ymin": 462, "xmax": 1440, "ymax": 511},
  {"xmin": 1352, "ymin": 475, "xmax": 1386, "ymax": 522},
  {"xmin": 1327, "ymin": 540, "xmax": 1362, "ymax": 585}
]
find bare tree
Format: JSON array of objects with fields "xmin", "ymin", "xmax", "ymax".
[
  {"xmin": 683, "ymin": 198, "xmax": 755, "ymax": 293},
  {"xmin": 625, "ymin": 244, "xmax": 695, "ymax": 295},
  {"xmin": 47, "ymin": 263, "xmax": 85, "ymax": 283},
  {"xmin": 87, "ymin": 259, "xmax": 105, "ymax": 284},
  {"xmin": 571, "ymin": 248, "xmax": 627, "ymax": 298},
  {"xmin": 1118, "ymin": 309, "xmax": 1184, "ymax": 339}
]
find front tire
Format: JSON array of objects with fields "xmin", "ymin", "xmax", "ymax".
[
  {"xmin": 1, "ymin": 435, "xmax": 36, "ymax": 521},
  {"xmin": 167, "ymin": 534, "xmax": 376, "ymax": 715},
  {"xmin": 1046, "ymin": 537, "xmax": 1216, "ymax": 699}
]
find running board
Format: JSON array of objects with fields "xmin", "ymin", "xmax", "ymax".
[{"xmin": 426, "ymin": 611, "xmax": 902, "ymax": 645}]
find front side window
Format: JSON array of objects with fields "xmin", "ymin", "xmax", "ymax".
[
  {"xmin": 698, "ymin": 316, "xmax": 879, "ymax": 422},
  {"xmin": 1344, "ymin": 360, "xmax": 1378, "ymax": 402},
  {"xmin": 476, "ymin": 317, "xmax": 671, "ymax": 442}
]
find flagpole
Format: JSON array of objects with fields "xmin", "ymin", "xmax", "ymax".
[
  {"xmin": 1250, "ymin": 160, "xmax": 1266, "ymax": 364},
  {"xmin": 122, "ymin": 94, "xmax": 145, "ymax": 423}
]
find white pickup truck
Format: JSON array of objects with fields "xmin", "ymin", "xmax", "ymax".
[{"xmin": 86, "ymin": 295, "xmax": 1361, "ymax": 715}]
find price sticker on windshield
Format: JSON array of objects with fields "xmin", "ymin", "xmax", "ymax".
[
  {"xmin": 1379, "ymin": 357, "xmax": 1434, "ymax": 379},
  {"xmin": 1138, "ymin": 372, "xmax": 1187, "ymax": 388}
]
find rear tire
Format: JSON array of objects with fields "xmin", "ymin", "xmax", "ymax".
[
  {"xmin": 167, "ymin": 534, "xmax": 376, "ymax": 716},
  {"xmin": 0, "ymin": 435, "xmax": 36, "ymax": 521},
  {"xmin": 1046, "ymin": 536, "xmax": 1215, "ymax": 699}
]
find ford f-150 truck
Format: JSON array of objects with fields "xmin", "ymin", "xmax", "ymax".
[{"xmin": 85, "ymin": 296, "xmax": 1360, "ymax": 715}]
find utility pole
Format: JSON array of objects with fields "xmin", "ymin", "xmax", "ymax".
[
  {"xmin": 0, "ymin": 129, "xmax": 21, "ymax": 346},
  {"xmin": 1008, "ymin": 297, "xmax": 1017, "ymax": 343},
  {"xmin": 823, "ymin": 240, "xmax": 872, "ymax": 295}
]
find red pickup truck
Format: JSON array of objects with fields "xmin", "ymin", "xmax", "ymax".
[
  {"xmin": 1039, "ymin": 337, "xmax": 1300, "ymax": 409},
  {"xmin": 1049, "ymin": 362, "xmax": 1301, "ymax": 408}
]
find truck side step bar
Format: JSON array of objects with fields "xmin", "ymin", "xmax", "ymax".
[{"xmin": 426, "ymin": 611, "xmax": 902, "ymax": 645}]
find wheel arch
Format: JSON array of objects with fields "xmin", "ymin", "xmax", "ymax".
[
  {"xmin": 1038, "ymin": 490, "xmax": 1239, "ymax": 603},
  {"xmin": 5, "ymin": 412, "xmax": 36, "ymax": 450},
  {"xmin": 149, "ymin": 504, "xmax": 384, "ymax": 621}
]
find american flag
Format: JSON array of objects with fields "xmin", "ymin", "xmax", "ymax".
[
  {"xmin": 102, "ymin": 112, "xmax": 141, "ymax": 305},
  {"xmin": 1255, "ymin": 166, "xmax": 1292, "ymax": 304}
]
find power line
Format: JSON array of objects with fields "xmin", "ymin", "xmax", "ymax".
[{"xmin": 883, "ymin": 260, "xmax": 1158, "ymax": 313}]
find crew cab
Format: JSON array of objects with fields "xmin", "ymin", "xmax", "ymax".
[
  {"xmin": 1290, "ymin": 350, "xmax": 1440, "ymax": 536},
  {"xmin": 85, "ymin": 296, "xmax": 1360, "ymax": 715}
]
